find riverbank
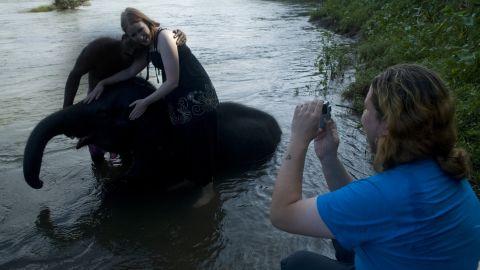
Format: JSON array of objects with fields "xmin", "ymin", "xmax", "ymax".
[{"xmin": 308, "ymin": 0, "xmax": 479, "ymax": 187}]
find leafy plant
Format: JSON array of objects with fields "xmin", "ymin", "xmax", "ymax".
[
  {"xmin": 54, "ymin": 0, "xmax": 89, "ymax": 10},
  {"xmin": 314, "ymin": 0, "xmax": 480, "ymax": 185}
]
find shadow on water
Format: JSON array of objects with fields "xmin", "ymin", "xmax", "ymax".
[
  {"xmin": 33, "ymin": 200, "xmax": 224, "ymax": 269},
  {"xmin": 8, "ymin": 160, "xmax": 272, "ymax": 269},
  {"xmin": 7, "ymin": 160, "xmax": 234, "ymax": 269}
]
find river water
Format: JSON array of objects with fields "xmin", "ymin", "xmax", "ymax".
[{"xmin": 0, "ymin": 0, "xmax": 373, "ymax": 269}]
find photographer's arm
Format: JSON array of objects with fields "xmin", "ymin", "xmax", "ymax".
[
  {"xmin": 314, "ymin": 122, "xmax": 354, "ymax": 191},
  {"xmin": 320, "ymin": 157, "xmax": 353, "ymax": 191},
  {"xmin": 270, "ymin": 101, "xmax": 334, "ymax": 238}
]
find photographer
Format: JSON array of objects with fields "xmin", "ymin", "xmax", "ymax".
[{"xmin": 270, "ymin": 64, "xmax": 480, "ymax": 270}]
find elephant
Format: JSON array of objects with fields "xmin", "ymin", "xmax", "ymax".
[
  {"xmin": 23, "ymin": 77, "xmax": 282, "ymax": 190},
  {"xmin": 62, "ymin": 32, "xmax": 185, "ymax": 163},
  {"xmin": 63, "ymin": 31, "xmax": 185, "ymax": 108},
  {"xmin": 65, "ymin": 38, "xmax": 124, "ymax": 108}
]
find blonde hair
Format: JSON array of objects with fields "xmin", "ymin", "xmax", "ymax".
[
  {"xmin": 121, "ymin": 7, "xmax": 160, "ymax": 43},
  {"xmin": 370, "ymin": 64, "xmax": 471, "ymax": 180}
]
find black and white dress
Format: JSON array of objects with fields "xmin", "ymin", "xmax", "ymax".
[
  {"xmin": 149, "ymin": 28, "xmax": 218, "ymax": 126},
  {"xmin": 149, "ymin": 28, "xmax": 219, "ymax": 185}
]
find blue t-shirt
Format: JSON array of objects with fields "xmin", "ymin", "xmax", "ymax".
[{"xmin": 317, "ymin": 159, "xmax": 480, "ymax": 270}]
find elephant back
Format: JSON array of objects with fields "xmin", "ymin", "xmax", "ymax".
[{"xmin": 216, "ymin": 102, "xmax": 281, "ymax": 171}]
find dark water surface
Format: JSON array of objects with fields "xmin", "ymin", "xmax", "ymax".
[{"xmin": 0, "ymin": 0, "xmax": 373, "ymax": 268}]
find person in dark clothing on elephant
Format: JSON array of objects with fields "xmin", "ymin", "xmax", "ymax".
[
  {"xmin": 84, "ymin": 7, "xmax": 219, "ymax": 188},
  {"xmin": 63, "ymin": 23, "xmax": 187, "ymax": 163}
]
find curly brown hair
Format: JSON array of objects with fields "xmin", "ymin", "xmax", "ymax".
[{"xmin": 370, "ymin": 64, "xmax": 471, "ymax": 180}]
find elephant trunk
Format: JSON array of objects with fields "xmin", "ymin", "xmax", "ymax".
[{"xmin": 23, "ymin": 105, "xmax": 92, "ymax": 189}]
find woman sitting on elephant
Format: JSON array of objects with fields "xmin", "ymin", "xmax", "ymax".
[
  {"xmin": 84, "ymin": 7, "xmax": 219, "ymax": 186},
  {"xmin": 63, "ymin": 27, "xmax": 187, "ymax": 165}
]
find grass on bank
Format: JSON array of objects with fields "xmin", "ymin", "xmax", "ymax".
[
  {"xmin": 29, "ymin": 0, "xmax": 89, "ymax": 12},
  {"xmin": 312, "ymin": 0, "xmax": 480, "ymax": 184}
]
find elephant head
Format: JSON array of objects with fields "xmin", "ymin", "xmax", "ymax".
[{"xmin": 23, "ymin": 78, "xmax": 165, "ymax": 189}]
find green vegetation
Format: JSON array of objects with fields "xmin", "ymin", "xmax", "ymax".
[
  {"xmin": 312, "ymin": 0, "xmax": 480, "ymax": 184},
  {"xmin": 29, "ymin": 0, "xmax": 89, "ymax": 12},
  {"xmin": 29, "ymin": 5, "xmax": 56, "ymax": 12},
  {"xmin": 53, "ymin": 0, "xmax": 89, "ymax": 10}
]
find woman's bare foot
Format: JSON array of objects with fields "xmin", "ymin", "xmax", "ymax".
[{"xmin": 193, "ymin": 182, "xmax": 215, "ymax": 208}]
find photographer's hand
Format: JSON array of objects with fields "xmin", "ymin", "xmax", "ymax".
[
  {"xmin": 314, "ymin": 120, "xmax": 339, "ymax": 161},
  {"xmin": 290, "ymin": 100, "xmax": 324, "ymax": 148}
]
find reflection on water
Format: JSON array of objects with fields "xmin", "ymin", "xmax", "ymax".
[
  {"xmin": 33, "ymin": 191, "xmax": 225, "ymax": 269},
  {"xmin": 0, "ymin": 0, "xmax": 373, "ymax": 269}
]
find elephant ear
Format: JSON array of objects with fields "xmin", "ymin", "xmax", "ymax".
[{"xmin": 76, "ymin": 135, "xmax": 95, "ymax": 149}]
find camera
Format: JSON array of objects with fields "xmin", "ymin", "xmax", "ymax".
[{"xmin": 319, "ymin": 101, "xmax": 331, "ymax": 129}]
